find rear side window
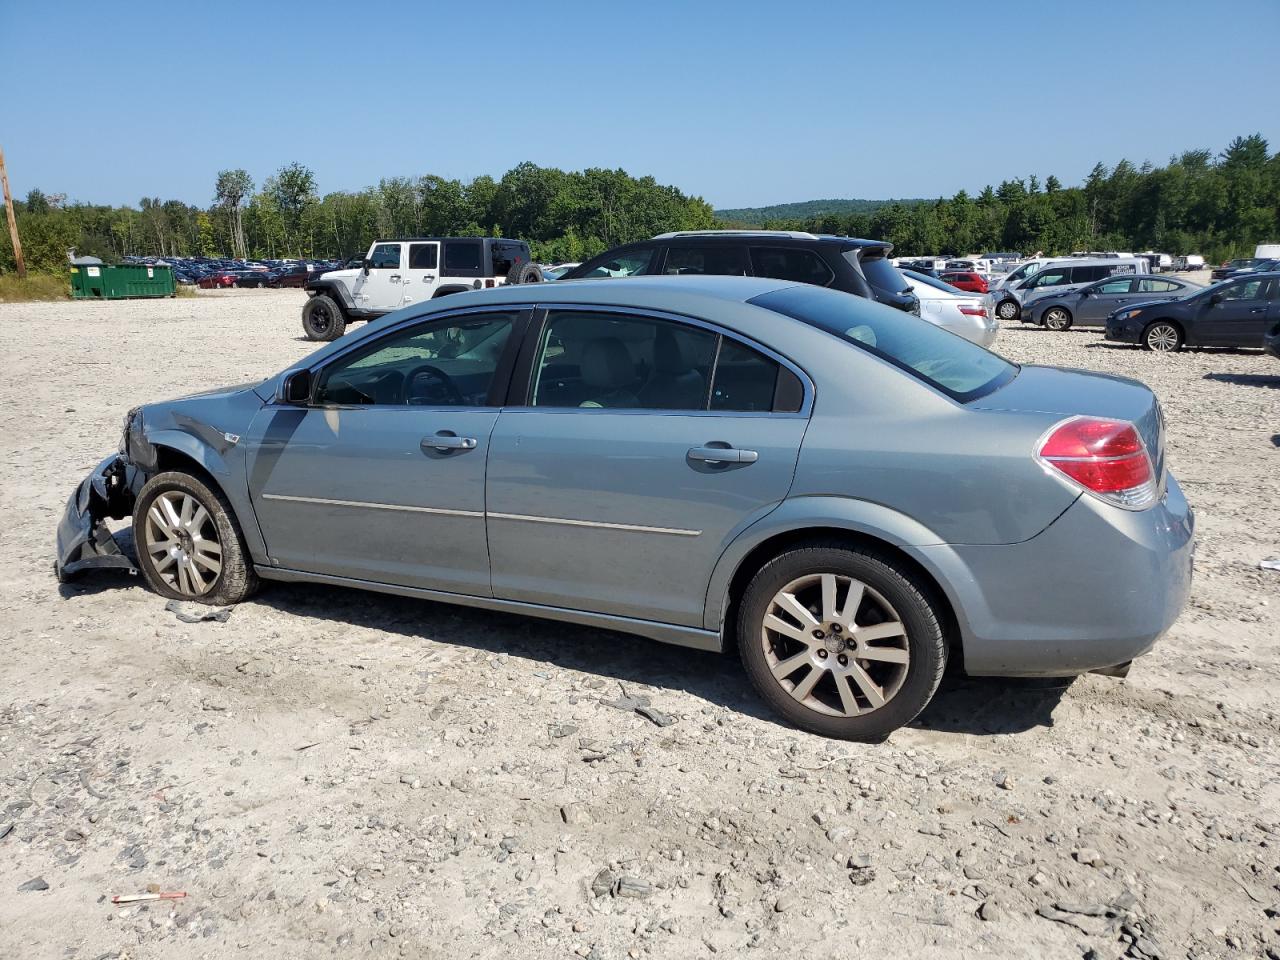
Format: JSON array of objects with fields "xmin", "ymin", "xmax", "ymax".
[
  {"xmin": 577, "ymin": 247, "xmax": 656, "ymax": 279},
  {"xmin": 711, "ymin": 340, "xmax": 779, "ymax": 412},
  {"xmin": 1137, "ymin": 278, "xmax": 1178, "ymax": 293},
  {"xmin": 750, "ymin": 284, "xmax": 1016, "ymax": 403},
  {"xmin": 663, "ymin": 245, "xmax": 749, "ymax": 276},
  {"xmin": 408, "ymin": 243, "xmax": 438, "ymax": 269},
  {"xmin": 1095, "ymin": 278, "xmax": 1134, "ymax": 294},
  {"xmin": 1070, "ymin": 265, "xmax": 1111, "ymax": 284},
  {"xmin": 751, "ymin": 247, "xmax": 834, "ymax": 286}
]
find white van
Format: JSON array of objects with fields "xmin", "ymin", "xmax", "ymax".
[
  {"xmin": 1255, "ymin": 244, "xmax": 1280, "ymax": 259},
  {"xmin": 993, "ymin": 257, "xmax": 1147, "ymax": 321}
]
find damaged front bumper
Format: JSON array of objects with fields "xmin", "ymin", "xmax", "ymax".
[{"xmin": 54, "ymin": 455, "xmax": 139, "ymax": 581}]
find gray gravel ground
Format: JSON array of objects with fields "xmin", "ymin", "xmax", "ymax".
[{"xmin": 1, "ymin": 285, "xmax": 1278, "ymax": 959}]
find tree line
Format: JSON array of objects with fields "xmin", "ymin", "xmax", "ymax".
[
  {"xmin": 726, "ymin": 135, "xmax": 1280, "ymax": 262},
  {"xmin": 2, "ymin": 135, "xmax": 1277, "ymax": 276}
]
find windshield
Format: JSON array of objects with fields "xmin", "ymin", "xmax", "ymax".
[
  {"xmin": 854, "ymin": 253, "xmax": 910, "ymax": 294},
  {"xmin": 750, "ymin": 285, "xmax": 1016, "ymax": 402}
]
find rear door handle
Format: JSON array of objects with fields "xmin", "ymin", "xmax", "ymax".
[
  {"xmin": 688, "ymin": 445, "xmax": 758, "ymax": 464},
  {"xmin": 422, "ymin": 433, "xmax": 477, "ymax": 452}
]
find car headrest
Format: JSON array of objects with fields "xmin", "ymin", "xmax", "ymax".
[
  {"xmin": 652, "ymin": 327, "xmax": 693, "ymax": 376},
  {"xmin": 580, "ymin": 337, "xmax": 635, "ymax": 389}
]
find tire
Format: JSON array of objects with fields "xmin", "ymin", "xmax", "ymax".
[
  {"xmin": 996, "ymin": 298, "xmax": 1020, "ymax": 322},
  {"xmin": 232, "ymin": 281, "xmax": 241, "ymax": 289},
  {"xmin": 1043, "ymin": 307, "xmax": 1073, "ymax": 331},
  {"xmin": 737, "ymin": 544, "xmax": 947, "ymax": 741},
  {"xmin": 506, "ymin": 262, "xmax": 544, "ymax": 285},
  {"xmin": 1142, "ymin": 321, "xmax": 1183, "ymax": 352},
  {"xmin": 302, "ymin": 294, "xmax": 346, "ymax": 341},
  {"xmin": 132, "ymin": 471, "xmax": 258, "ymax": 606}
]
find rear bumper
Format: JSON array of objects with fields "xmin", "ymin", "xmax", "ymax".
[
  {"xmin": 923, "ymin": 474, "xmax": 1195, "ymax": 676},
  {"xmin": 54, "ymin": 455, "xmax": 138, "ymax": 580}
]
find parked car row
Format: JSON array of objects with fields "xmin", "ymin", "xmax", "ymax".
[{"xmin": 123, "ymin": 255, "xmax": 344, "ymax": 288}]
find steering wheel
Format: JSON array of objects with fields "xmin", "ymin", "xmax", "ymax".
[{"xmin": 402, "ymin": 364, "xmax": 465, "ymax": 406}]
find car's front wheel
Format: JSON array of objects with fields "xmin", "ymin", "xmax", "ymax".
[
  {"xmin": 1143, "ymin": 321, "xmax": 1183, "ymax": 352},
  {"xmin": 302, "ymin": 294, "xmax": 347, "ymax": 341},
  {"xmin": 737, "ymin": 544, "xmax": 946, "ymax": 741},
  {"xmin": 133, "ymin": 471, "xmax": 258, "ymax": 605},
  {"xmin": 1043, "ymin": 307, "xmax": 1073, "ymax": 331},
  {"xmin": 996, "ymin": 298, "xmax": 1020, "ymax": 322}
]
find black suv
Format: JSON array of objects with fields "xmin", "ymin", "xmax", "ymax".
[{"xmin": 561, "ymin": 231, "xmax": 919, "ymax": 315}]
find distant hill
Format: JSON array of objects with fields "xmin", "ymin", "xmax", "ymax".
[{"xmin": 714, "ymin": 197, "xmax": 925, "ymax": 225}]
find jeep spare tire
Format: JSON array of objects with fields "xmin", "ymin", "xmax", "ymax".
[
  {"xmin": 302, "ymin": 294, "xmax": 347, "ymax": 342},
  {"xmin": 506, "ymin": 262, "xmax": 544, "ymax": 285}
]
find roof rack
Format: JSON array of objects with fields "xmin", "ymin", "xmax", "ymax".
[{"xmin": 652, "ymin": 229, "xmax": 820, "ymax": 240}]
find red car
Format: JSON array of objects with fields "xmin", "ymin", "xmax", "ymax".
[
  {"xmin": 196, "ymin": 271, "xmax": 237, "ymax": 289},
  {"xmin": 940, "ymin": 271, "xmax": 989, "ymax": 294}
]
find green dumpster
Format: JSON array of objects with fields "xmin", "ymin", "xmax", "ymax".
[{"xmin": 70, "ymin": 263, "xmax": 176, "ymax": 299}]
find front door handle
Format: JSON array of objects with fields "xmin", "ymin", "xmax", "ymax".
[
  {"xmin": 422, "ymin": 275, "xmax": 436, "ymax": 282},
  {"xmin": 390, "ymin": 274, "xmax": 402, "ymax": 282},
  {"xmin": 422, "ymin": 433, "xmax": 477, "ymax": 452},
  {"xmin": 688, "ymin": 445, "xmax": 758, "ymax": 465}
]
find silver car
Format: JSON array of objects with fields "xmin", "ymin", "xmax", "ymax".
[
  {"xmin": 56, "ymin": 277, "xmax": 1194, "ymax": 740},
  {"xmin": 1024, "ymin": 274, "xmax": 1201, "ymax": 331}
]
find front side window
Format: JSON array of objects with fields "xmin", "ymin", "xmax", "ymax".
[
  {"xmin": 1025, "ymin": 268, "xmax": 1070, "ymax": 289},
  {"xmin": 1095, "ymin": 278, "xmax": 1135, "ymax": 294},
  {"xmin": 752, "ymin": 247, "xmax": 835, "ymax": 286},
  {"xmin": 663, "ymin": 245, "xmax": 749, "ymax": 276},
  {"xmin": 443, "ymin": 240, "xmax": 482, "ymax": 276},
  {"xmin": 367, "ymin": 243, "xmax": 401, "ymax": 269},
  {"xmin": 750, "ymin": 284, "xmax": 1016, "ymax": 403},
  {"xmin": 1220, "ymin": 278, "xmax": 1267, "ymax": 301},
  {"xmin": 314, "ymin": 311, "xmax": 516, "ymax": 407},
  {"xmin": 579, "ymin": 247, "xmax": 656, "ymax": 279}
]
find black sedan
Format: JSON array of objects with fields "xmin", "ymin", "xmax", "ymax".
[
  {"xmin": 1024, "ymin": 274, "xmax": 1198, "ymax": 331},
  {"xmin": 1105, "ymin": 272, "xmax": 1280, "ymax": 352},
  {"xmin": 231, "ymin": 270, "xmax": 273, "ymax": 288}
]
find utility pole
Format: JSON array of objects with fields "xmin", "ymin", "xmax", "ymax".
[{"xmin": 0, "ymin": 146, "xmax": 26, "ymax": 278}]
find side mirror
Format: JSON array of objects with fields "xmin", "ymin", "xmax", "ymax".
[
  {"xmin": 361, "ymin": 258, "xmax": 371, "ymax": 275},
  {"xmin": 1208, "ymin": 292, "xmax": 1223, "ymax": 306},
  {"xmin": 277, "ymin": 369, "xmax": 313, "ymax": 405},
  {"xmin": 1079, "ymin": 288, "xmax": 1092, "ymax": 296}
]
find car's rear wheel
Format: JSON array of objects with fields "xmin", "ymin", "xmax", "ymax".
[
  {"xmin": 1043, "ymin": 307, "xmax": 1073, "ymax": 331},
  {"xmin": 302, "ymin": 294, "xmax": 346, "ymax": 341},
  {"xmin": 1143, "ymin": 321, "xmax": 1182, "ymax": 352},
  {"xmin": 133, "ymin": 471, "xmax": 258, "ymax": 606},
  {"xmin": 738, "ymin": 545, "xmax": 946, "ymax": 740},
  {"xmin": 996, "ymin": 298, "xmax": 1020, "ymax": 322}
]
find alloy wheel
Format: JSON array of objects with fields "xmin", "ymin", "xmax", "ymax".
[
  {"xmin": 1044, "ymin": 308, "xmax": 1070, "ymax": 330},
  {"xmin": 142, "ymin": 491, "xmax": 222, "ymax": 596},
  {"xmin": 1146, "ymin": 324, "xmax": 1179, "ymax": 351},
  {"xmin": 760, "ymin": 573, "xmax": 910, "ymax": 718},
  {"xmin": 997, "ymin": 300, "xmax": 1018, "ymax": 320}
]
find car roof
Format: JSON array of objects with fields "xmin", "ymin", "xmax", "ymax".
[
  {"xmin": 367, "ymin": 236, "xmax": 525, "ymax": 243},
  {"xmin": 649, "ymin": 231, "xmax": 890, "ymax": 251}
]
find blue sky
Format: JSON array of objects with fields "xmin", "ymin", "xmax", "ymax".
[{"xmin": 3, "ymin": 0, "xmax": 1278, "ymax": 209}]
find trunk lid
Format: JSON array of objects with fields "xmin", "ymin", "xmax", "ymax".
[{"xmin": 972, "ymin": 365, "xmax": 1166, "ymax": 482}]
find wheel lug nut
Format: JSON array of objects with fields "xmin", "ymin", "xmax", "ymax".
[
  {"xmin": 817, "ymin": 649, "xmax": 828, "ymax": 659},
  {"xmin": 812, "ymin": 629, "xmax": 825, "ymax": 639},
  {"xmin": 830, "ymin": 624, "xmax": 841, "ymax": 633},
  {"xmin": 837, "ymin": 654, "xmax": 848, "ymax": 666}
]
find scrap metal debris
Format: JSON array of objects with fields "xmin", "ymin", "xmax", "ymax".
[
  {"xmin": 164, "ymin": 600, "xmax": 232, "ymax": 623},
  {"xmin": 601, "ymin": 684, "xmax": 676, "ymax": 727}
]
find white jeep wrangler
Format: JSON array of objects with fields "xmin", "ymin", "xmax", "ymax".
[{"xmin": 301, "ymin": 237, "xmax": 541, "ymax": 341}]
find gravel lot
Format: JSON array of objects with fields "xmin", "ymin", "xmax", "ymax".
[{"xmin": 2, "ymin": 285, "xmax": 1278, "ymax": 960}]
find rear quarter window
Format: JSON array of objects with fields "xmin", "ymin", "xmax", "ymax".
[{"xmin": 854, "ymin": 254, "xmax": 910, "ymax": 294}]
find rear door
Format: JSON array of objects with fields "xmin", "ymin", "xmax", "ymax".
[
  {"xmin": 485, "ymin": 306, "xmax": 810, "ymax": 627},
  {"xmin": 1079, "ymin": 277, "xmax": 1137, "ymax": 323},
  {"xmin": 440, "ymin": 239, "xmax": 484, "ymax": 291},
  {"xmin": 402, "ymin": 241, "xmax": 441, "ymax": 306}
]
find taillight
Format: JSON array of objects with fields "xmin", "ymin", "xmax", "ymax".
[
  {"xmin": 1037, "ymin": 416, "xmax": 1156, "ymax": 509},
  {"xmin": 958, "ymin": 306, "xmax": 986, "ymax": 317}
]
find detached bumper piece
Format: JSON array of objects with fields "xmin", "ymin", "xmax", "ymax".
[{"xmin": 55, "ymin": 455, "xmax": 138, "ymax": 581}]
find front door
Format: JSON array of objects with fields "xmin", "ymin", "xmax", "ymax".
[
  {"xmin": 245, "ymin": 308, "xmax": 524, "ymax": 593},
  {"xmin": 486, "ymin": 307, "xmax": 809, "ymax": 627},
  {"xmin": 351, "ymin": 242, "xmax": 404, "ymax": 312},
  {"xmin": 1078, "ymin": 277, "xmax": 1137, "ymax": 323},
  {"xmin": 1192, "ymin": 277, "xmax": 1274, "ymax": 346}
]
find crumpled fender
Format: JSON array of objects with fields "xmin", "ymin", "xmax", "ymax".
[{"xmin": 54, "ymin": 455, "xmax": 138, "ymax": 581}]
